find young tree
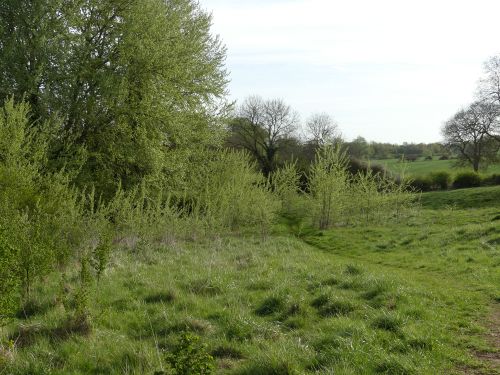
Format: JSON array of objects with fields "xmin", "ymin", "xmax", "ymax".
[
  {"xmin": 442, "ymin": 101, "xmax": 500, "ymax": 171},
  {"xmin": 229, "ymin": 96, "xmax": 299, "ymax": 176}
]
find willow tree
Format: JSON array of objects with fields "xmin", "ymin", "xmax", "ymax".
[{"xmin": 0, "ymin": 0, "xmax": 229, "ymax": 196}]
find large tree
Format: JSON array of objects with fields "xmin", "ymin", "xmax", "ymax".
[
  {"xmin": 442, "ymin": 101, "xmax": 500, "ymax": 171},
  {"xmin": 0, "ymin": 0, "xmax": 229, "ymax": 196},
  {"xmin": 229, "ymin": 96, "xmax": 299, "ymax": 176}
]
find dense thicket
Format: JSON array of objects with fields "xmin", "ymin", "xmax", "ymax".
[{"xmin": 0, "ymin": 0, "xmax": 229, "ymax": 197}]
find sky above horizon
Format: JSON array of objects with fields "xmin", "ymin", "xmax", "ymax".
[{"xmin": 201, "ymin": 0, "xmax": 500, "ymax": 144}]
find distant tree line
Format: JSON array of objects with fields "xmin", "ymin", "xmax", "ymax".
[{"xmin": 226, "ymin": 96, "xmax": 449, "ymax": 179}]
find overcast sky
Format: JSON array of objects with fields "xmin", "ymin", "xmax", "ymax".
[{"xmin": 200, "ymin": 0, "xmax": 500, "ymax": 143}]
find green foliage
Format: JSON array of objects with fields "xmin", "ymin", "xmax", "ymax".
[
  {"xmin": 0, "ymin": 223, "xmax": 20, "ymax": 321},
  {"xmin": 166, "ymin": 333, "xmax": 215, "ymax": 375},
  {"xmin": 452, "ymin": 171, "xmax": 482, "ymax": 189},
  {"xmin": 0, "ymin": 0, "xmax": 229, "ymax": 197},
  {"xmin": 308, "ymin": 145, "xmax": 350, "ymax": 229},
  {"xmin": 481, "ymin": 173, "xmax": 500, "ymax": 186},
  {"xmin": 0, "ymin": 99, "xmax": 83, "ymax": 315},
  {"xmin": 308, "ymin": 145, "xmax": 416, "ymax": 229},
  {"xmin": 271, "ymin": 161, "xmax": 302, "ymax": 215},
  {"xmin": 428, "ymin": 171, "xmax": 451, "ymax": 190},
  {"xmin": 186, "ymin": 149, "xmax": 279, "ymax": 233}
]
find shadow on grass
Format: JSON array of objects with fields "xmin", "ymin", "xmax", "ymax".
[{"xmin": 9, "ymin": 314, "xmax": 91, "ymax": 348}]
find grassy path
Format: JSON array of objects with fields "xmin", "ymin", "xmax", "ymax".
[{"xmin": 295, "ymin": 187, "xmax": 500, "ymax": 374}]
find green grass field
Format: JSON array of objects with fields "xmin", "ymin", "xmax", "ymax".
[
  {"xmin": 1, "ymin": 187, "xmax": 499, "ymax": 374},
  {"xmin": 370, "ymin": 158, "xmax": 500, "ymax": 177}
]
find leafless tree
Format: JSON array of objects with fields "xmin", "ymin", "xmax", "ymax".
[
  {"xmin": 477, "ymin": 56, "xmax": 500, "ymax": 141},
  {"xmin": 478, "ymin": 56, "xmax": 500, "ymax": 105},
  {"xmin": 305, "ymin": 113, "xmax": 341, "ymax": 145},
  {"xmin": 442, "ymin": 101, "xmax": 500, "ymax": 171},
  {"xmin": 229, "ymin": 96, "xmax": 299, "ymax": 175}
]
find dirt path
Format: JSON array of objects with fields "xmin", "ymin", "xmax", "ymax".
[{"xmin": 475, "ymin": 304, "xmax": 500, "ymax": 374}]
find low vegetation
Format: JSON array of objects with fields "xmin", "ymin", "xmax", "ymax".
[{"xmin": 0, "ymin": 186, "xmax": 499, "ymax": 374}]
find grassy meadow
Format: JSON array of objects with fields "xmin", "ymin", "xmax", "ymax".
[
  {"xmin": 370, "ymin": 157, "xmax": 500, "ymax": 177},
  {"xmin": 1, "ymin": 186, "xmax": 499, "ymax": 375}
]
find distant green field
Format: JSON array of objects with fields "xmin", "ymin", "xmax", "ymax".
[{"xmin": 370, "ymin": 157, "xmax": 500, "ymax": 177}]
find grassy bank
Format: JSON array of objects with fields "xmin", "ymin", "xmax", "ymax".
[
  {"xmin": 370, "ymin": 158, "xmax": 500, "ymax": 177},
  {"xmin": 1, "ymin": 187, "xmax": 499, "ymax": 374}
]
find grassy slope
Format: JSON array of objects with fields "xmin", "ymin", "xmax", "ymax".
[
  {"xmin": 370, "ymin": 158, "xmax": 500, "ymax": 177},
  {"xmin": 1, "ymin": 188, "xmax": 500, "ymax": 374}
]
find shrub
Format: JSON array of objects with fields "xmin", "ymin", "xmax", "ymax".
[
  {"xmin": 309, "ymin": 145, "xmax": 416, "ymax": 228},
  {"xmin": 186, "ymin": 149, "xmax": 279, "ymax": 233},
  {"xmin": 308, "ymin": 145, "xmax": 350, "ymax": 229},
  {"xmin": 165, "ymin": 333, "xmax": 215, "ymax": 375},
  {"xmin": 452, "ymin": 171, "xmax": 481, "ymax": 189},
  {"xmin": 408, "ymin": 176, "xmax": 432, "ymax": 192},
  {"xmin": 271, "ymin": 161, "xmax": 302, "ymax": 216},
  {"xmin": 439, "ymin": 155, "xmax": 449, "ymax": 160},
  {"xmin": 404, "ymin": 154, "xmax": 419, "ymax": 162},
  {"xmin": 0, "ymin": 222, "xmax": 20, "ymax": 321},
  {"xmin": 481, "ymin": 173, "xmax": 500, "ymax": 186},
  {"xmin": 428, "ymin": 171, "xmax": 450, "ymax": 190}
]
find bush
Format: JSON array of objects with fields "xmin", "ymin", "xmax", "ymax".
[
  {"xmin": 271, "ymin": 161, "xmax": 302, "ymax": 216},
  {"xmin": 0, "ymin": 222, "xmax": 20, "ymax": 321},
  {"xmin": 409, "ymin": 176, "xmax": 432, "ymax": 192},
  {"xmin": 165, "ymin": 333, "xmax": 215, "ymax": 375},
  {"xmin": 481, "ymin": 173, "xmax": 500, "ymax": 186},
  {"xmin": 439, "ymin": 155, "xmax": 449, "ymax": 160},
  {"xmin": 452, "ymin": 171, "xmax": 481, "ymax": 189},
  {"xmin": 187, "ymin": 149, "xmax": 279, "ymax": 233},
  {"xmin": 404, "ymin": 154, "xmax": 419, "ymax": 162},
  {"xmin": 428, "ymin": 171, "xmax": 450, "ymax": 190}
]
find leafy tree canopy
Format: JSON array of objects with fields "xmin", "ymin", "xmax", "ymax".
[{"xmin": 0, "ymin": 0, "xmax": 229, "ymax": 197}]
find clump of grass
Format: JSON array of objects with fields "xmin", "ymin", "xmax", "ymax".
[
  {"xmin": 245, "ymin": 280, "xmax": 272, "ymax": 291},
  {"xmin": 208, "ymin": 312, "xmax": 254, "ymax": 342},
  {"xmin": 236, "ymin": 358, "xmax": 297, "ymax": 375},
  {"xmin": 186, "ymin": 279, "xmax": 222, "ymax": 296},
  {"xmin": 361, "ymin": 283, "xmax": 388, "ymax": 301},
  {"xmin": 255, "ymin": 296, "xmax": 286, "ymax": 316},
  {"xmin": 375, "ymin": 355, "xmax": 416, "ymax": 374},
  {"xmin": 406, "ymin": 337, "xmax": 433, "ymax": 351},
  {"xmin": 15, "ymin": 299, "xmax": 50, "ymax": 320},
  {"xmin": 344, "ymin": 264, "xmax": 363, "ymax": 275},
  {"xmin": 371, "ymin": 313, "xmax": 403, "ymax": 332},
  {"xmin": 311, "ymin": 294, "xmax": 356, "ymax": 317},
  {"xmin": 310, "ymin": 294, "xmax": 329, "ymax": 308},
  {"xmin": 143, "ymin": 291, "xmax": 175, "ymax": 304},
  {"xmin": 323, "ymin": 276, "xmax": 340, "ymax": 286},
  {"xmin": 211, "ymin": 345, "xmax": 244, "ymax": 359},
  {"xmin": 318, "ymin": 299, "xmax": 356, "ymax": 317}
]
